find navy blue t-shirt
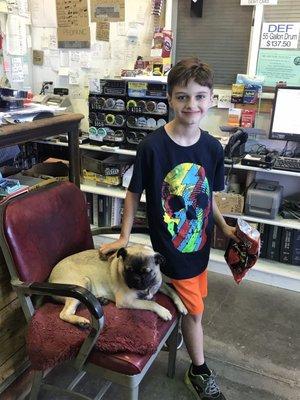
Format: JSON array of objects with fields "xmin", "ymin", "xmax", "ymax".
[{"xmin": 128, "ymin": 127, "xmax": 224, "ymax": 279}]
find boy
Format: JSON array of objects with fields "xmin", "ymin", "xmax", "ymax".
[{"xmin": 99, "ymin": 58, "xmax": 237, "ymax": 399}]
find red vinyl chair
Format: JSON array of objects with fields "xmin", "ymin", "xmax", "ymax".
[{"xmin": 0, "ymin": 181, "xmax": 180, "ymax": 400}]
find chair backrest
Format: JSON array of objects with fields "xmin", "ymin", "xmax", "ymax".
[{"xmin": 0, "ymin": 181, "xmax": 94, "ymax": 283}]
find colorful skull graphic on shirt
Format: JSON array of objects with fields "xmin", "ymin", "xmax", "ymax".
[{"xmin": 161, "ymin": 163, "xmax": 211, "ymax": 253}]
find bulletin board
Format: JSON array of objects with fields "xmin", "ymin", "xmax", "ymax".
[{"xmin": 0, "ymin": 0, "xmax": 156, "ymax": 131}]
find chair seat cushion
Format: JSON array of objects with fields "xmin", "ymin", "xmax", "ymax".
[{"xmin": 27, "ymin": 293, "xmax": 177, "ymax": 375}]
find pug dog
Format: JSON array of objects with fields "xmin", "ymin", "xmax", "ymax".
[{"xmin": 48, "ymin": 244, "xmax": 188, "ymax": 327}]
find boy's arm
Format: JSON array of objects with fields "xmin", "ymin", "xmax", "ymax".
[
  {"xmin": 212, "ymin": 193, "xmax": 239, "ymax": 242},
  {"xmin": 99, "ymin": 190, "xmax": 141, "ymax": 255}
]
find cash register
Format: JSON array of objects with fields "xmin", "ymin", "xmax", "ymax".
[{"xmin": 32, "ymin": 88, "xmax": 72, "ymax": 111}]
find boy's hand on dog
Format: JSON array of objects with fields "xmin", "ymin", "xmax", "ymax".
[{"xmin": 99, "ymin": 239, "xmax": 128, "ymax": 260}]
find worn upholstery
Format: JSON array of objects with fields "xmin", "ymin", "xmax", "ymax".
[
  {"xmin": 3, "ymin": 181, "xmax": 93, "ymax": 282},
  {"xmin": 27, "ymin": 293, "xmax": 177, "ymax": 375}
]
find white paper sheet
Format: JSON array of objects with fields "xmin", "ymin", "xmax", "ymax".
[
  {"xmin": 0, "ymin": 1, "xmax": 8, "ymax": 13},
  {"xmin": 49, "ymin": 49, "xmax": 59, "ymax": 71},
  {"xmin": 18, "ymin": 0, "xmax": 30, "ymax": 18},
  {"xmin": 59, "ymin": 50, "xmax": 69, "ymax": 67},
  {"xmin": 58, "ymin": 67, "xmax": 70, "ymax": 76},
  {"xmin": 69, "ymin": 70, "xmax": 80, "ymax": 85},
  {"xmin": 6, "ymin": 14, "xmax": 27, "ymax": 55},
  {"xmin": 11, "ymin": 57, "xmax": 24, "ymax": 82},
  {"xmin": 29, "ymin": 0, "xmax": 57, "ymax": 28},
  {"xmin": 80, "ymin": 51, "xmax": 91, "ymax": 69}
]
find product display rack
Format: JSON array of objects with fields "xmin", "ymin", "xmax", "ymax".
[
  {"xmin": 88, "ymin": 78, "xmax": 169, "ymax": 150},
  {"xmin": 125, "ymin": 79, "xmax": 169, "ymax": 149},
  {"xmin": 88, "ymin": 79, "xmax": 127, "ymax": 148}
]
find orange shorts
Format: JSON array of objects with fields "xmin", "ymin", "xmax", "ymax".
[{"xmin": 171, "ymin": 270, "xmax": 208, "ymax": 315}]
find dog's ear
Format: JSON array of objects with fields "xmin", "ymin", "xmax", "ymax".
[
  {"xmin": 117, "ymin": 247, "xmax": 127, "ymax": 259},
  {"xmin": 154, "ymin": 253, "xmax": 165, "ymax": 267}
]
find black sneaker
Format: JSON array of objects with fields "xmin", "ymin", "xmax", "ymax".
[
  {"xmin": 162, "ymin": 331, "xmax": 183, "ymax": 351},
  {"xmin": 184, "ymin": 365, "xmax": 226, "ymax": 399}
]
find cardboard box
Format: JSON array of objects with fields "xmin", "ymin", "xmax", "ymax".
[
  {"xmin": 82, "ymin": 153, "xmax": 134, "ymax": 177},
  {"xmin": 214, "ymin": 192, "xmax": 244, "ymax": 214}
]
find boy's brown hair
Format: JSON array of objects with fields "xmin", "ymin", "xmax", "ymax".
[{"xmin": 167, "ymin": 57, "xmax": 214, "ymax": 96}]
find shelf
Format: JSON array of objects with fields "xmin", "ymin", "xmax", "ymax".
[
  {"xmin": 81, "ymin": 181, "xmax": 146, "ymax": 202},
  {"xmin": 209, "ymin": 249, "xmax": 300, "ymax": 292},
  {"xmin": 222, "ymin": 213, "xmax": 300, "ymax": 230},
  {"xmin": 37, "ymin": 139, "xmax": 300, "ymax": 177},
  {"xmin": 36, "ymin": 139, "xmax": 137, "ymax": 156},
  {"xmin": 82, "ymin": 180, "xmax": 299, "ymax": 229},
  {"xmin": 225, "ymin": 162, "xmax": 300, "ymax": 177},
  {"xmin": 92, "ymin": 234, "xmax": 300, "ymax": 292}
]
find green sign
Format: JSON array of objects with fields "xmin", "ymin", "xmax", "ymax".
[{"xmin": 256, "ymin": 49, "xmax": 300, "ymax": 86}]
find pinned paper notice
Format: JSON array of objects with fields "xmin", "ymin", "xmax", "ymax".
[
  {"xmin": 80, "ymin": 51, "xmax": 91, "ymax": 68},
  {"xmin": 11, "ymin": 57, "xmax": 24, "ymax": 82},
  {"xmin": 90, "ymin": 0, "xmax": 125, "ymax": 22},
  {"xmin": 6, "ymin": 14, "xmax": 27, "ymax": 55},
  {"xmin": 49, "ymin": 33, "xmax": 57, "ymax": 49},
  {"xmin": 41, "ymin": 34, "xmax": 50, "ymax": 48},
  {"xmin": 69, "ymin": 70, "xmax": 80, "ymax": 85},
  {"xmin": 33, "ymin": 49, "xmax": 44, "ymax": 65},
  {"xmin": 30, "ymin": 0, "xmax": 57, "ymax": 28},
  {"xmin": 49, "ymin": 49, "xmax": 59, "ymax": 71},
  {"xmin": 0, "ymin": 1, "xmax": 8, "ymax": 13},
  {"xmin": 59, "ymin": 51, "xmax": 69, "ymax": 67},
  {"xmin": 96, "ymin": 21, "xmax": 110, "ymax": 41},
  {"xmin": 58, "ymin": 67, "xmax": 69, "ymax": 76}
]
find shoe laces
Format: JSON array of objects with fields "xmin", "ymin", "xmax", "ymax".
[{"xmin": 205, "ymin": 373, "xmax": 220, "ymax": 396}]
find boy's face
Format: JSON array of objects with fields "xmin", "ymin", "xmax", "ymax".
[{"xmin": 168, "ymin": 79, "xmax": 213, "ymax": 127}]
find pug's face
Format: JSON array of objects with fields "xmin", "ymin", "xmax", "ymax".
[{"xmin": 117, "ymin": 245, "xmax": 164, "ymax": 292}]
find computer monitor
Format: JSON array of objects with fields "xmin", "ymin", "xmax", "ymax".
[{"xmin": 269, "ymin": 86, "xmax": 300, "ymax": 142}]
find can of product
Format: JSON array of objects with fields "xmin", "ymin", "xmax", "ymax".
[
  {"xmin": 105, "ymin": 114, "xmax": 116, "ymax": 125},
  {"xmin": 146, "ymin": 118, "xmax": 156, "ymax": 128},
  {"xmin": 157, "ymin": 118, "xmax": 167, "ymax": 127},
  {"xmin": 105, "ymin": 98, "xmax": 116, "ymax": 109},
  {"xmin": 97, "ymin": 127, "xmax": 107, "ymax": 138},
  {"xmin": 127, "ymin": 115, "xmax": 137, "ymax": 127},
  {"xmin": 114, "ymin": 130, "xmax": 125, "ymax": 142},
  {"xmin": 137, "ymin": 116, "xmax": 147, "ymax": 127},
  {"xmin": 145, "ymin": 101, "xmax": 156, "ymax": 112},
  {"xmin": 115, "ymin": 99, "xmax": 125, "ymax": 110},
  {"xmin": 115, "ymin": 114, "xmax": 125, "ymax": 126},
  {"xmin": 156, "ymin": 102, "xmax": 167, "ymax": 114},
  {"xmin": 136, "ymin": 100, "xmax": 146, "ymax": 111},
  {"xmin": 127, "ymin": 99, "xmax": 137, "ymax": 110}
]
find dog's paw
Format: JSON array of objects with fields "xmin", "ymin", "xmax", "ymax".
[
  {"xmin": 175, "ymin": 301, "xmax": 188, "ymax": 315},
  {"xmin": 77, "ymin": 317, "xmax": 91, "ymax": 328},
  {"xmin": 98, "ymin": 297, "xmax": 110, "ymax": 305},
  {"xmin": 157, "ymin": 307, "xmax": 172, "ymax": 321}
]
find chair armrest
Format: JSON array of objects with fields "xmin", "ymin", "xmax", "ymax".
[
  {"xmin": 13, "ymin": 280, "xmax": 105, "ymax": 370},
  {"xmin": 14, "ymin": 281, "xmax": 103, "ymax": 319}
]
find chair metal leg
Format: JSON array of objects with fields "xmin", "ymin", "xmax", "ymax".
[
  {"xmin": 128, "ymin": 385, "xmax": 139, "ymax": 400},
  {"xmin": 29, "ymin": 371, "xmax": 43, "ymax": 400},
  {"xmin": 167, "ymin": 319, "xmax": 180, "ymax": 378}
]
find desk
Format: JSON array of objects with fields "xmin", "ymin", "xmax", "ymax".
[{"xmin": 0, "ymin": 113, "xmax": 84, "ymax": 187}]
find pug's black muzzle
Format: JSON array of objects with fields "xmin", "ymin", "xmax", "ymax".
[{"xmin": 124, "ymin": 269, "xmax": 158, "ymax": 291}]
